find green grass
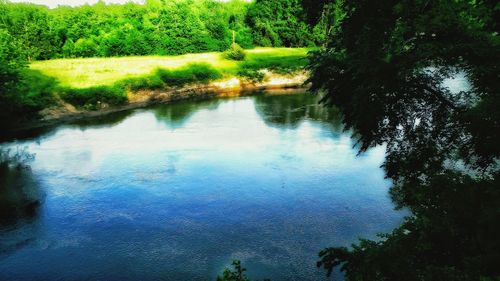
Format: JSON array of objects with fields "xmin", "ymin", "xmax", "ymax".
[
  {"xmin": 241, "ymin": 48, "xmax": 310, "ymax": 73},
  {"xmin": 30, "ymin": 48, "xmax": 309, "ymax": 89},
  {"xmin": 18, "ymin": 48, "xmax": 310, "ymax": 110},
  {"xmin": 154, "ymin": 63, "xmax": 223, "ymax": 87}
]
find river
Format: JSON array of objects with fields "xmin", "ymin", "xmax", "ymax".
[{"xmin": 0, "ymin": 92, "xmax": 404, "ymax": 281}]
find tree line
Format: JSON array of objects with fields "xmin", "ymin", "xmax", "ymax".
[
  {"xmin": 0, "ymin": 0, "xmax": 324, "ymax": 60},
  {"xmin": 0, "ymin": 0, "xmax": 326, "ymax": 127}
]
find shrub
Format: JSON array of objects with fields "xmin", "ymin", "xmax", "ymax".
[
  {"xmin": 156, "ymin": 63, "xmax": 223, "ymax": 86},
  {"xmin": 189, "ymin": 63, "xmax": 223, "ymax": 82},
  {"xmin": 0, "ymin": 68, "xmax": 59, "ymax": 129},
  {"xmin": 236, "ymin": 68, "xmax": 265, "ymax": 83},
  {"xmin": 240, "ymin": 53, "xmax": 308, "ymax": 74},
  {"xmin": 60, "ymin": 86, "xmax": 127, "ymax": 109},
  {"xmin": 17, "ymin": 69, "xmax": 58, "ymax": 110},
  {"xmin": 223, "ymin": 43, "xmax": 246, "ymax": 61},
  {"xmin": 118, "ymin": 75, "xmax": 164, "ymax": 91}
]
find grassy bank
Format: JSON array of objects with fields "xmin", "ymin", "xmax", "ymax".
[
  {"xmin": 30, "ymin": 48, "xmax": 309, "ymax": 88},
  {"xmin": 21, "ymin": 48, "xmax": 309, "ymax": 111}
]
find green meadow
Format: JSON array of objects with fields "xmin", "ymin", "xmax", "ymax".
[
  {"xmin": 18, "ymin": 48, "xmax": 309, "ymax": 110},
  {"xmin": 30, "ymin": 48, "xmax": 309, "ymax": 89}
]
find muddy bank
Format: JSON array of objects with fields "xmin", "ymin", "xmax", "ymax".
[{"xmin": 7, "ymin": 71, "xmax": 310, "ymax": 135}]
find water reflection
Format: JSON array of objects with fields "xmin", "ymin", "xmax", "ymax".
[
  {"xmin": 0, "ymin": 148, "xmax": 41, "ymax": 256},
  {"xmin": 0, "ymin": 92, "xmax": 404, "ymax": 281},
  {"xmin": 153, "ymin": 98, "xmax": 222, "ymax": 128},
  {"xmin": 254, "ymin": 93, "xmax": 343, "ymax": 131},
  {"xmin": 68, "ymin": 110, "xmax": 132, "ymax": 130},
  {"xmin": 0, "ymin": 110, "xmax": 132, "ymax": 143}
]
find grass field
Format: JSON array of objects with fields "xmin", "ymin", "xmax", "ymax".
[
  {"xmin": 5, "ymin": 48, "xmax": 311, "ymax": 113},
  {"xmin": 30, "ymin": 48, "xmax": 310, "ymax": 89}
]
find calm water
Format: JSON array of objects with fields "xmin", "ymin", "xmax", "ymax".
[{"xmin": 0, "ymin": 92, "xmax": 404, "ymax": 281}]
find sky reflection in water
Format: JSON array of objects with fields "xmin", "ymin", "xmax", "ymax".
[{"xmin": 0, "ymin": 93, "xmax": 405, "ymax": 281}]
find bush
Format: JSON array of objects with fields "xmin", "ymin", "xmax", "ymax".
[
  {"xmin": 236, "ymin": 68, "xmax": 265, "ymax": 83},
  {"xmin": 60, "ymin": 86, "xmax": 127, "ymax": 109},
  {"xmin": 17, "ymin": 69, "xmax": 58, "ymax": 110},
  {"xmin": 117, "ymin": 75, "xmax": 164, "ymax": 91},
  {"xmin": 223, "ymin": 43, "xmax": 246, "ymax": 61},
  {"xmin": 188, "ymin": 63, "xmax": 223, "ymax": 82},
  {"xmin": 0, "ymin": 69, "xmax": 58, "ymax": 129},
  {"xmin": 240, "ymin": 53, "xmax": 308, "ymax": 74},
  {"xmin": 156, "ymin": 63, "xmax": 223, "ymax": 86}
]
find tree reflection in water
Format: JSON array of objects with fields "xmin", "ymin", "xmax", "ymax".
[
  {"xmin": 153, "ymin": 98, "xmax": 223, "ymax": 129},
  {"xmin": 0, "ymin": 147, "xmax": 41, "ymax": 255},
  {"xmin": 253, "ymin": 93, "xmax": 343, "ymax": 131}
]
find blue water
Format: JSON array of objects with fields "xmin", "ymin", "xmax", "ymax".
[{"xmin": 0, "ymin": 93, "xmax": 404, "ymax": 281}]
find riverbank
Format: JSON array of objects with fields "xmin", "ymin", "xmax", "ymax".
[
  {"xmin": 1, "ymin": 48, "xmax": 310, "ymax": 134},
  {"xmin": 30, "ymin": 48, "xmax": 309, "ymax": 89},
  {"xmin": 7, "ymin": 70, "xmax": 310, "ymax": 134}
]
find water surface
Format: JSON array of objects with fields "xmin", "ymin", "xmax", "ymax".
[{"xmin": 0, "ymin": 92, "xmax": 404, "ymax": 281}]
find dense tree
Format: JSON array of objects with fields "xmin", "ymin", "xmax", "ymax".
[
  {"xmin": 245, "ymin": 0, "xmax": 318, "ymax": 47},
  {"xmin": 0, "ymin": 27, "xmax": 27, "ymax": 126},
  {"xmin": 309, "ymin": 0, "xmax": 500, "ymax": 280},
  {"xmin": 0, "ymin": 3, "xmax": 60, "ymax": 60},
  {"xmin": 0, "ymin": 28, "xmax": 25, "ymax": 88},
  {"xmin": 0, "ymin": 0, "xmax": 322, "ymax": 60},
  {"xmin": 0, "ymin": 5, "xmax": 58, "ymax": 128},
  {"xmin": 300, "ymin": 0, "xmax": 329, "ymax": 25}
]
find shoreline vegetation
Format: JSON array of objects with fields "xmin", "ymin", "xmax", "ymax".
[
  {"xmin": 1, "ymin": 0, "xmax": 322, "ymax": 132},
  {"xmin": 5, "ymin": 48, "xmax": 310, "ymax": 133}
]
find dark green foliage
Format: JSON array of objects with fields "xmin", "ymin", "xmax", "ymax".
[
  {"xmin": 60, "ymin": 86, "xmax": 127, "ymax": 110},
  {"xmin": 300, "ymin": 0, "xmax": 330, "ymax": 25},
  {"xmin": 16, "ymin": 69, "xmax": 58, "ymax": 110},
  {"xmin": 224, "ymin": 43, "xmax": 246, "ymax": 61},
  {"xmin": 0, "ymin": 28, "xmax": 58, "ymax": 128},
  {"xmin": 240, "ymin": 53, "xmax": 309, "ymax": 74},
  {"xmin": 245, "ymin": 0, "xmax": 320, "ymax": 47},
  {"xmin": 236, "ymin": 69, "xmax": 265, "ymax": 83},
  {"xmin": 217, "ymin": 260, "xmax": 250, "ymax": 281},
  {"xmin": 310, "ymin": 0, "xmax": 500, "ymax": 280},
  {"xmin": 319, "ymin": 173, "xmax": 500, "ymax": 281},
  {"xmin": 235, "ymin": 50, "xmax": 309, "ymax": 84},
  {"xmin": 0, "ymin": 29, "xmax": 24, "ymax": 126},
  {"xmin": 217, "ymin": 260, "xmax": 270, "ymax": 281},
  {"xmin": 117, "ymin": 75, "xmax": 165, "ymax": 91},
  {"xmin": 0, "ymin": 28, "xmax": 26, "ymax": 85},
  {"xmin": 156, "ymin": 63, "xmax": 223, "ymax": 86}
]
